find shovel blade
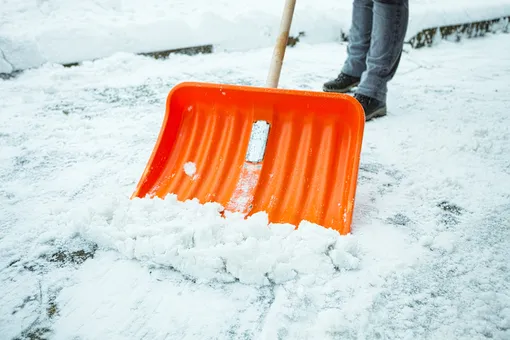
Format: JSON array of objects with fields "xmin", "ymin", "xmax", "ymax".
[{"xmin": 132, "ymin": 82, "xmax": 365, "ymax": 235}]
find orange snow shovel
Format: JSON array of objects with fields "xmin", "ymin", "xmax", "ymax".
[{"xmin": 131, "ymin": 0, "xmax": 365, "ymax": 235}]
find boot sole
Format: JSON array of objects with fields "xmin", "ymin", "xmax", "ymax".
[
  {"xmin": 365, "ymin": 107, "xmax": 387, "ymax": 121},
  {"xmin": 322, "ymin": 82, "xmax": 360, "ymax": 93}
]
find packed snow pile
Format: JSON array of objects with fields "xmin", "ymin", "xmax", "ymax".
[{"xmin": 77, "ymin": 195, "xmax": 361, "ymax": 285}]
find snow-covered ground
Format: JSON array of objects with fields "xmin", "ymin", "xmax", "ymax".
[
  {"xmin": 1, "ymin": 27, "xmax": 509, "ymax": 338},
  {"xmin": 2, "ymin": 0, "xmax": 510, "ymax": 73}
]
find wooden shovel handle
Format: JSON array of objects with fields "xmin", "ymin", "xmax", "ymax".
[{"xmin": 266, "ymin": 0, "xmax": 297, "ymax": 88}]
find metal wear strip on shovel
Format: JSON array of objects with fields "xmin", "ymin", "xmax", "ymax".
[{"xmin": 131, "ymin": 0, "xmax": 365, "ymax": 235}]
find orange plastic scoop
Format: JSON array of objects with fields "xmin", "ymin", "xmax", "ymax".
[
  {"xmin": 132, "ymin": 83, "xmax": 364, "ymax": 234},
  {"xmin": 131, "ymin": 0, "xmax": 365, "ymax": 235}
]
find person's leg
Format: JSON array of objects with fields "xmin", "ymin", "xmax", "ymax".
[
  {"xmin": 323, "ymin": 0, "xmax": 374, "ymax": 93},
  {"xmin": 342, "ymin": 0, "xmax": 374, "ymax": 78},
  {"xmin": 355, "ymin": 0, "xmax": 409, "ymax": 106}
]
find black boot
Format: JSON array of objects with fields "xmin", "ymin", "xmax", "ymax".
[
  {"xmin": 353, "ymin": 93, "xmax": 387, "ymax": 121},
  {"xmin": 323, "ymin": 73, "xmax": 360, "ymax": 93}
]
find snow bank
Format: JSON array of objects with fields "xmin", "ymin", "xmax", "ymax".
[
  {"xmin": 76, "ymin": 195, "xmax": 361, "ymax": 285},
  {"xmin": 2, "ymin": 0, "xmax": 510, "ymax": 73},
  {"xmin": 407, "ymin": 1, "xmax": 510, "ymax": 42},
  {"xmin": 0, "ymin": 0, "xmax": 350, "ymax": 74}
]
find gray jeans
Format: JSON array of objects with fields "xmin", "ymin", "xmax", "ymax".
[{"xmin": 342, "ymin": 0, "xmax": 409, "ymax": 103}]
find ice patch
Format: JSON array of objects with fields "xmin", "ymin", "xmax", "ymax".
[
  {"xmin": 76, "ymin": 195, "xmax": 360, "ymax": 286},
  {"xmin": 431, "ymin": 231, "xmax": 457, "ymax": 254}
]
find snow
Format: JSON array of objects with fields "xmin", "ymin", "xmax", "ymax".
[
  {"xmin": 183, "ymin": 162, "xmax": 197, "ymax": 177},
  {"xmin": 246, "ymin": 121, "xmax": 271, "ymax": 163},
  {"xmin": 77, "ymin": 195, "xmax": 361, "ymax": 285},
  {"xmin": 1, "ymin": 0, "xmax": 510, "ymax": 73},
  {"xmin": 1, "ymin": 3, "xmax": 510, "ymax": 339}
]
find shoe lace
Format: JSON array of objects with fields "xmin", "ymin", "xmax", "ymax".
[
  {"xmin": 336, "ymin": 73, "xmax": 349, "ymax": 81},
  {"xmin": 354, "ymin": 94, "xmax": 371, "ymax": 106}
]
